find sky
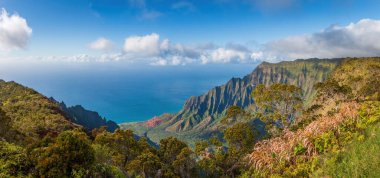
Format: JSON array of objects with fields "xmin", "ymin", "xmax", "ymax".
[{"xmin": 1, "ymin": 0, "xmax": 380, "ymax": 65}]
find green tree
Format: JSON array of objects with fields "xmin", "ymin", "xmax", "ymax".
[
  {"xmin": 252, "ymin": 84, "xmax": 303, "ymax": 129},
  {"xmin": 221, "ymin": 106, "xmax": 249, "ymax": 125},
  {"xmin": 195, "ymin": 134, "xmax": 248, "ymax": 177},
  {"xmin": 91, "ymin": 143, "xmax": 126, "ymax": 178},
  {"xmin": 223, "ymin": 123, "xmax": 257, "ymax": 176},
  {"xmin": 315, "ymin": 79, "xmax": 352, "ymax": 102},
  {"xmin": 172, "ymin": 147, "xmax": 196, "ymax": 178},
  {"xmin": 224, "ymin": 123, "xmax": 256, "ymax": 152},
  {"xmin": 94, "ymin": 129, "xmax": 140, "ymax": 170},
  {"xmin": 159, "ymin": 137, "xmax": 193, "ymax": 177},
  {"xmin": 159, "ymin": 137, "xmax": 188, "ymax": 165},
  {"xmin": 93, "ymin": 129, "xmax": 160, "ymax": 177},
  {"xmin": 0, "ymin": 108, "xmax": 22, "ymax": 143},
  {"xmin": 127, "ymin": 150, "xmax": 162, "ymax": 178},
  {"xmin": 0, "ymin": 141, "xmax": 31, "ymax": 177},
  {"xmin": 31, "ymin": 130, "xmax": 95, "ymax": 177}
]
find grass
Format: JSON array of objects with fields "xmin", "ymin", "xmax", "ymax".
[{"xmin": 313, "ymin": 122, "xmax": 380, "ymax": 178}]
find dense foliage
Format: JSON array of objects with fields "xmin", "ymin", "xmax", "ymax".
[
  {"xmin": 0, "ymin": 80, "xmax": 76, "ymax": 143},
  {"xmin": 252, "ymin": 84, "xmax": 303, "ymax": 135},
  {"xmin": 245, "ymin": 58, "xmax": 380, "ymax": 177}
]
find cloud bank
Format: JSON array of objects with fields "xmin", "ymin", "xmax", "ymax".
[
  {"xmin": 260, "ymin": 19, "xmax": 380, "ymax": 61},
  {"xmin": 0, "ymin": 8, "xmax": 32, "ymax": 51},
  {"xmin": 118, "ymin": 19, "xmax": 380, "ymax": 65},
  {"xmin": 121, "ymin": 33, "xmax": 258, "ymax": 66},
  {"xmin": 5, "ymin": 18, "xmax": 380, "ymax": 66}
]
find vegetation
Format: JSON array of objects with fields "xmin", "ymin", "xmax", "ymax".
[
  {"xmin": 252, "ymin": 83, "xmax": 303, "ymax": 135},
  {"xmin": 0, "ymin": 80, "xmax": 76, "ymax": 143},
  {"xmin": 313, "ymin": 121, "xmax": 380, "ymax": 177},
  {"xmin": 245, "ymin": 58, "xmax": 380, "ymax": 177},
  {"xmin": 0, "ymin": 57, "xmax": 379, "ymax": 177},
  {"xmin": 0, "ymin": 141, "xmax": 30, "ymax": 177},
  {"xmin": 29, "ymin": 130, "xmax": 95, "ymax": 177}
]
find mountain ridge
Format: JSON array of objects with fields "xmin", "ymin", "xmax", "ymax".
[
  {"xmin": 121, "ymin": 58, "xmax": 344, "ymax": 144},
  {"xmin": 0, "ymin": 80, "xmax": 78, "ymax": 144},
  {"xmin": 57, "ymin": 101, "xmax": 119, "ymax": 132},
  {"xmin": 0, "ymin": 79, "xmax": 119, "ymax": 145}
]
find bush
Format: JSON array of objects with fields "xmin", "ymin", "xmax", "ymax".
[
  {"xmin": 31, "ymin": 130, "xmax": 95, "ymax": 177},
  {"xmin": 293, "ymin": 144, "xmax": 307, "ymax": 156},
  {"xmin": 0, "ymin": 141, "xmax": 31, "ymax": 177},
  {"xmin": 313, "ymin": 122, "xmax": 380, "ymax": 177}
]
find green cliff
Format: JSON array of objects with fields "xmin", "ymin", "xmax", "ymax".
[{"xmin": 122, "ymin": 58, "xmax": 343, "ymax": 144}]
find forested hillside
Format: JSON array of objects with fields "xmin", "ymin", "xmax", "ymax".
[
  {"xmin": 0, "ymin": 80, "xmax": 119, "ymax": 144},
  {"xmin": 0, "ymin": 80, "xmax": 77, "ymax": 144},
  {"xmin": 245, "ymin": 58, "xmax": 380, "ymax": 177}
]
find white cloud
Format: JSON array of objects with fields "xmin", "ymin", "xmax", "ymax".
[
  {"xmin": 250, "ymin": 51, "xmax": 263, "ymax": 60},
  {"xmin": 150, "ymin": 58, "xmax": 168, "ymax": 66},
  {"xmin": 160, "ymin": 39, "xmax": 170, "ymax": 51},
  {"xmin": 123, "ymin": 33, "xmax": 163, "ymax": 57},
  {"xmin": 0, "ymin": 53, "xmax": 126, "ymax": 63},
  {"xmin": 88, "ymin": 37, "xmax": 114, "ymax": 51},
  {"xmin": 46, "ymin": 54, "xmax": 94, "ymax": 62},
  {"xmin": 98, "ymin": 53, "xmax": 126, "ymax": 62},
  {"xmin": 207, "ymin": 48, "xmax": 249, "ymax": 64},
  {"xmin": 0, "ymin": 8, "xmax": 32, "ymax": 51},
  {"xmin": 255, "ymin": 19, "xmax": 380, "ymax": 61},
  {"xmin": 122, "ymin": 33, "xmax": 258, "ymax": 65},
  {"xmin": 150, "ymin": 56, "xmax": 193, "ymax": 66}
]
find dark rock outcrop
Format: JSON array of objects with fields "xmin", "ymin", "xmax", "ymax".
[{"xmin": 54, "ymin": 100, "xmax": 119, "ymax": 132}]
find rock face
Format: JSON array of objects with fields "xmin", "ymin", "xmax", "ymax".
[
  {"xmin": 58, "ymin": 102, "xmax": 119, "ymax": 132},
  {"xmin": 145, "ymin": 117, "xmax": 164, "ymax": 127},
  {"xmin": 144, "ymin": 113, "xmax": 172, "ymax": 127},
  {"xmin": 164, "ymin": 59, "xmax": 343, "ymax": 132}
]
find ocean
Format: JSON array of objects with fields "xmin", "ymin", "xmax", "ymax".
[{"xmin": 0, "ymin": 62, "xmax": 258, "ymax": 123}]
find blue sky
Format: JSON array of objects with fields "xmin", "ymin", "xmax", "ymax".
[
  {"xmin": 1, "ymin": 0, "xmax": 380, "ymax": 65},
  {"xmin": 2, "ymin": 0, "xmax": 380, "ymax": 121}
]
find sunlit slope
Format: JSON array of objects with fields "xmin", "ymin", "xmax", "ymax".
[{"xmin": 0, "ymin": 80, "xmax": 77, "ymax": 144}]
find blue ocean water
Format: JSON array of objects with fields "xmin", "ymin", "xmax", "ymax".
[{"xmin": 0, "ymin": 62, "xmax": 258, "ymax": 123}]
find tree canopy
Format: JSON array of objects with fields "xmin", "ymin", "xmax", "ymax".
[{"xmin": 252, "ymin": 84, "xmax": 303, "ymax": 130}]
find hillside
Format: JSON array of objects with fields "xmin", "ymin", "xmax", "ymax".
[
  {"xmin": 122, "ymin": 58, "xmax": 343, "ymax": 144},
  {"xmin": 0, "ymin": 80, "xmax": 119, "ymax": 145},
  {"xmin": 245, "ymin": 57, "xmax": 380, "ymax": 177},
  {"xmin": 169, "ymin": 59, "xmax": 341, "ymax": 131},
  {"xmin": 56, "ymin": 101, "xmax": 119, "ymax": 132},
  {"xmin": 0, "ymin": 80, "xmax": 78, "ymax": 144},
  {"xmin": 313, "ymin": 122, "xmax": 380, "ymax": 177}
]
